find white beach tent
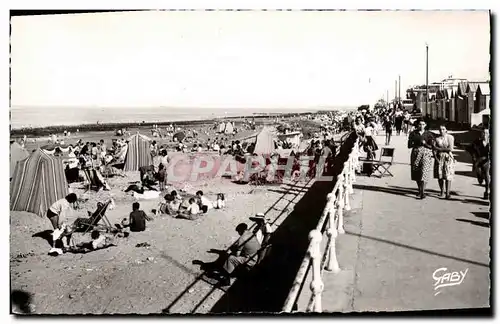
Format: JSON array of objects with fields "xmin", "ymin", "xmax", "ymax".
[
  {"xmin": 237, "ymin": 126, "xmax": 276, "ymax": 156},
  {"xmin": 224, "ymin": 122, "xmax": 234, "ymax": 134}
]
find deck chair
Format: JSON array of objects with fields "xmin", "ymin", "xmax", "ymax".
[
  {"xmin": 73, "ymin": 199, "xmax": 114, "ymax": 235},
  {"xmin": 83, "ymin": 168, "xmax": 104, "ymax": 192},
  {"xmin": 360, "ymin": 147, "xmax": 395, "ymax": 177}
]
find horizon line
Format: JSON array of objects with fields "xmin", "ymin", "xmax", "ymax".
[{"xmin": 10, "ymin": 105, "xmax": 361, "ymax": 110}]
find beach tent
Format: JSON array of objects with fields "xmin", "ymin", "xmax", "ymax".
[
  {"xmin": 128, "ymin": 133, "xmax": 151, "ymax": 142},
  {"xmin": 224, "ymin": 122, "xmax": 234, "ymax": 134},
  {"xmin": 237, "ymin": 127, "xmax": 276, "ymax": 156},
  {"xmin": 10, "ymin": 141, "xmax": 29, "ymax": 179},
  {"xmin": 218, "ymin": 123, "xmax": 225, "ymax": 133},
  {"xmin": 10, "ymin": 149, "xmax": 68, "ymax": 217},
  {"xmin": 124, "ymin": 133, "xmax": 152, "ymax": 171},
  {"xmin": 41, "ymin": 144, "xmax": 74, "ymax": 155},
  {"xmin": 173, "ymin": 132, "xmax": 186, "ymax": 142},
  {"xmin": 253, "ymin": 127, "xmax": 276, "ymax": 155}
]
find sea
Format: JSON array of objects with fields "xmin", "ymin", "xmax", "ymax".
[{"xmin": 10, "ymin": 106, "xmax": 355, "ymax": 130}]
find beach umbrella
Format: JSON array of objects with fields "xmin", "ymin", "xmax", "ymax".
[{"xmin": 173, "ymin": 132, "xmax": 186, "ymax": 142}]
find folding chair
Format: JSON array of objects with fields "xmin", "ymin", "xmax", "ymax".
[
  {"xmin": 361, "ymin": 147, "xmax": 395, "ymax": 177},
  {"xmin": 73, "ymin": 199, "xmax": 114, "ymax": 235},
  {"xmin": 83, "ymin": 168, "xmax": 105, "ymax": 192}
]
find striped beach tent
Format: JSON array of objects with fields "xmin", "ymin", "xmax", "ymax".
[
  {"xmin": 10, "ymin": 149, "xmax": 68, "ymax": 217},
  {"xmin": 10, "ymin": 141, "xmax": 29, "ymax": 179},
  {"xmin": 124, "ymin": 133, "xmax": 152, "ymax": 171}
]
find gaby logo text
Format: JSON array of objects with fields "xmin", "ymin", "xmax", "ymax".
[{"xmin": 432, "ymin": 267, "xmax": 468, "ymax": 296}]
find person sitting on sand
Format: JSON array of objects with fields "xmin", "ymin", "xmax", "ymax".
[
  {"xmin": 196, "ymin": 191, "xmax": 213, "ymax": 213},
  {"xmin": 125, "ymin": 202, "xmax": 154, "ymax": 232},
  {"xmin": 163, "ymin": 190, "xmax": 182, "ymax": 215},
  {"xmin": 176, "ymin": 198, "xmax": 201, "ymax": 220},
  {"xmin": 141, "ymin": 169, "xmax": 158, "ymax": 191},
  {"xmin": 212, "ymin": 142, "xmax": 220, "ymax": 153}
]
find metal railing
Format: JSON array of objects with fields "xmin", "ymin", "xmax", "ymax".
[{"xmin": 282, "ymin": 135, "xmax": 360, "ymax": 313}]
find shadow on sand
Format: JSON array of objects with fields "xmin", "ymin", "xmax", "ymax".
[
  {"xmin": 202, "ymin": 132, "xmax": 360, "ymax": 313},
  {"xmin": 32, "ymin": 230, "xmax": 54, "ymax": 247}
]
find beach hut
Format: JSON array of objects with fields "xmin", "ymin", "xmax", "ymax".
[
  {"xmin": 10, "ymin": 141, "xmax": 29, "ymax": 179},
  {"xmin": 224, "ymin": 122, "xmax": 234, "ymax": 134},
  {"xmin": 10, "ymin": 149, "xmax": 68, "ymax": 217},
  {"xmin": 124, "ymin": 133, "xmax": 152, "ymax": 171}
]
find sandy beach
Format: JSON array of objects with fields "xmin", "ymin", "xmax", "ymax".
[{"xmin": 10, "ymin": 111, "xmax": 344, "ymax": 314}]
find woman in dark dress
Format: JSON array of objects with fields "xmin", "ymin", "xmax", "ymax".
[
  {"xmin": 383, "ymin": 115, "xmax": 394, "ymax": 146},
  {"xmin": 408, "ymin": 119, "xmax": 435, "ymax": 199},
  {"xmin": 470, "ymin": 128, "xmax": 490, "ymax": 200},
  {"xmin": 395, "ymin": 114, "xmax": 403, "ymax": 136}
]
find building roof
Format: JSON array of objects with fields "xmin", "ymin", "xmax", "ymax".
[
  {"xmin": 467, "ymin": 82, "xmax": 480, "ymax": 93},
  {"xmin": 477, "ymin": 83, "xmax": 490, "ymax": 96},
  {"xmin": 457, "ymin": 82, "xmax": 468, "ymax": 95}
]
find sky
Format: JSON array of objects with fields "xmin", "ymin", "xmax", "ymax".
[{"xmin": 10, "ymin": 10, "xmax": 490, "ymax": 109}]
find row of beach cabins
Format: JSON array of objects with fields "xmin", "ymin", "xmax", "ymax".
[{"xmin": 407, "ymin": 78, "xmax": 490, "ymax": 128}]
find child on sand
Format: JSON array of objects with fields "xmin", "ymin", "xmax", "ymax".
[
  {"xmin": 127, "ymin": 202, "xmax": 153, "ymax": 232},
  {"xmin": 176, "ymin": 198, "xmax": 201, "ymax": 220}
]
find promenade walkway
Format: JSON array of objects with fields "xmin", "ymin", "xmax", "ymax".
[{"xmin": 298, "ymin": 130, "xmax": 490, "ymax": 312}]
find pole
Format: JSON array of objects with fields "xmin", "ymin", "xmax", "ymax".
[
  {"xmin": 398, "ymin": 75, "xmax": 401, "ymax": 104},
  {"xmin": 386, "ymin": 90, "xmax": 389, "ymax": 107},
  {"xmin": 395, "ymin": 80, "xmax": 397, "ymax": 104},
  {"xmin": 426, "ymin": 44, "xmax": 429, "ymax": 116}
]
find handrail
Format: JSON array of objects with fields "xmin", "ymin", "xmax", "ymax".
[{"xmin": 282, "ymin": 134, "xmax": 360, "ymax": 313}]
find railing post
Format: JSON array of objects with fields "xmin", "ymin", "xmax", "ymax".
[
  {"xmin": 325, "ymin": 210, "xmax": 341, "ymax": 273},
  {"xmin": 347, "ymin": 156, "xmax": 355, "ymax": 194},
  {"xmin": 336, "ymin": 173, "xmax": 345, "ymax": 234},
  {"xmin": 350, "ymin": 153, "xmax": 356, "ymax": 183},
  {"xmin": 306, "ymin": 230, "xmax": 324, "ymax": 313},
  {"xmin": 342, "ymin": 161, "xmax": 352, "ymax": 211}
]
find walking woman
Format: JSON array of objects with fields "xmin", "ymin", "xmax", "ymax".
[
  {"xmin": 433, "ymin": 125, "xmax": 455, "ymax": 199},
  {"xmin": 363, "ymin": 121, "xmax": 379, "ymax": 159},
  {"xmin": 383, "ymin": 115, "xmax": 393, "ymax": 145},
  {"xmin": 362, "ymin": 121, "xmax": 379, "ymax": 176},
  {"xmin": 408, "ymin": 119, "xmax": 435, "ymax": 199}
]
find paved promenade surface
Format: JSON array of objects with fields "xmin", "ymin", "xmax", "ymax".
[{"xmin": 298, "ymin": 131, "xmax": 490, "ymax": 312}]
